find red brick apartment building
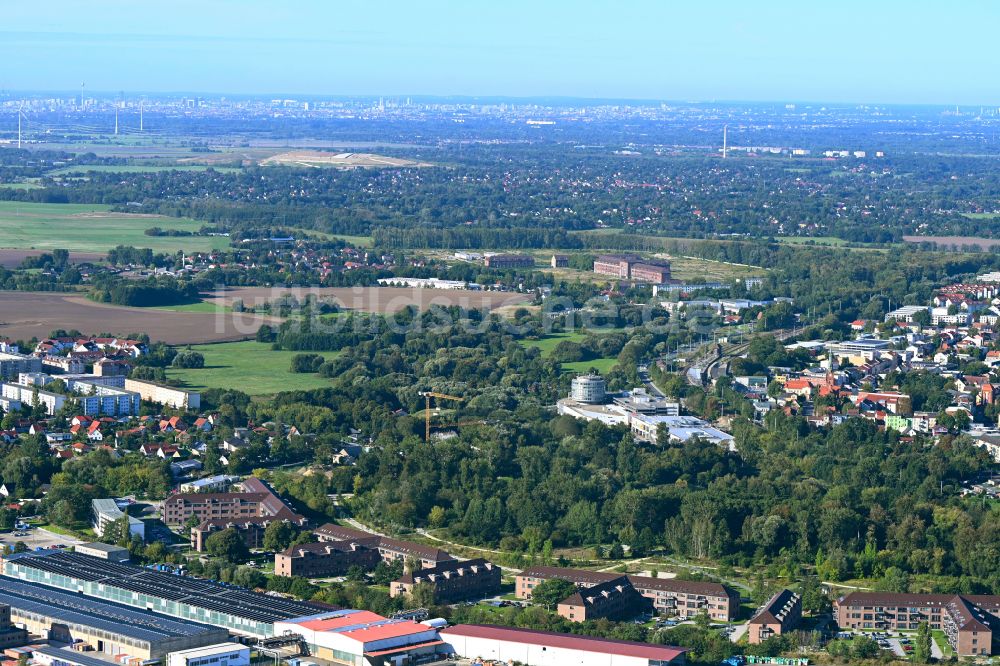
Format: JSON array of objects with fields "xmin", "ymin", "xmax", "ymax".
[
  {"xmin": 275, "ymin": 541, "xmax": 381, "ymax": 578},
  {"xmin": 516, "ymin": 566, "xmax": 739, "ymax": 621},
  {"xmin": 314, "ymin": 523, "xmax": 455, "ymax": 569},
  {"xmin": 834, "ymin": 592, "xmax": 1000, "ymax": 656},
  {"xmin": 557, "ymin": 576, "xmax": 649, "ymax": 623},
  {"xmin": 592, "ymin": 254, "xmax": 672, "ymax": 284},
  {"xmin": 748, "ymin": 589, "xmax": 802, "ymax": 644},
  {"xmin": 164, "ymin": 477, "xmax": 307, "ymax": 550},
  {"xmin": 191, "ymin": 518, "xmax": 268, "ymax": 551},
  {"xmin": 389, "ymin": 558, "xmax": 501, "ymax": 603},
  {"xmin": 483, "ymin": 254, "xmax": 534, "ymax": 269}
]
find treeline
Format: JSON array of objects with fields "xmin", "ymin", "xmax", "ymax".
[{"xmin": 88, "ymin": 276, "xmax": 200, "ymax": 307}]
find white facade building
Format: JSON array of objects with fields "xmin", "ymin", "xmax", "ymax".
[
  {"xmin": 92, "ymin": 498, "xmax": 145, "ymax": 541},
  {"xmin": 570, "ymin": 374, "xmax": 607, "ymax": 404},
  {"xmin": 441, "ymin": 624, "xmax": 686, "ymax": 666},
  {"xmin": 167, "ymin": 643, "xmax": 250, "ymax": 666},
  {"xmin": 125, "ymin": 379, "xmax": 201, "ymax": 410}
]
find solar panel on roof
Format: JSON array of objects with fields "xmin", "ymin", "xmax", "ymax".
[
  {"xmin": 7, "ymin": 549, "xmax": 326, "ymax": 624},
  {"xmin": 0, "ymin": 579, "xmax": 222, "ymax": 643}
]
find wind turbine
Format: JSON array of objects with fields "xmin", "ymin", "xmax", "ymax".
[{"xmin": 16, "ymin": 103, "xmax": 25, "ymax": 148}]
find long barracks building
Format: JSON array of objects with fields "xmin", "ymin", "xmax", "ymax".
[
  {"xmin": 515, "ymin": 566, "xmax": 739, "ymax": 622},
  {"xmin": 835, "ymin": 592, "xmax": 1000, "ymax": 656},
  {"xmin": 1, "ymin": 550, "xmax": 328, "ymax": 639}
]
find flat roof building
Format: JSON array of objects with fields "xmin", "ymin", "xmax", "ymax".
[
  {"xmin": 1, "ymin": 550, "xmax": 327, "ymax": 638},
  {"xmin": 74, "ymin": 541, "xmax": 131, "ymax": 563},
  {"xmin": 630, "ymin": 414, "xmax": 736, "ymax": 449},
  {"xmin": 92, "ymin": 498, "xmax": 145, "ymax": 541},
  {"xmin": 125, "ymin": 378, "xmax": 201, "ymax": 410},
  {"xmin": 166, "ymin": 643, "xmax": 250, "ymax": 666},
  {"xmin": 0, "ymin": 352, "xmax": 42, "ymax": 380},
  {"xmin": 0, "ymin": 578, "xmax": 228, "ymax": 661},
  {"xmin": 274, "ymin": 610, "xmax": 444, "ymax": 666},
  {"xmin": 441, "ymin": 624, "xmax": 687, "ymax": 666}
]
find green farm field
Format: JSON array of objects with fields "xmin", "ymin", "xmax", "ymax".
[
  {"xmin": 49, "ymin": 164, "xmax": 242, "ymax": 175},
  {"xmin": 165, "ymin": 341, "xmax": 336, "ymax": 395},
  {"xmin": 0, "ymin": 201, "xmax": 228, "ymax": 253}
]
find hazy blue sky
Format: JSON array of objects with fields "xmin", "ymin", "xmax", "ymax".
[{"xmin": 1, "ymin": 0, "xmax": 996, "ymax": 104}]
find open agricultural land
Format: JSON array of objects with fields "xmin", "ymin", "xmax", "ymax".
[
  {"xmin": 0, "ymin": 201, "xmax": 227, "ymax": 253},
  {"xmin": 903, "ymin": 235, "xmax": 1000, "ymax": 249},
  {"xmin": 165, "ymin": 341, "xmax": 335, "ymax": 395},
  {"xmin": 0, "ymin": 291, "xmax": 279, "ymax": 344},
  {"xmin": 0, "ymin": 249, "xmax": 105, "ymax": 268},
  {"xmin": 48, "ymin": 164, "xmax": 242, "ymax": 175}
]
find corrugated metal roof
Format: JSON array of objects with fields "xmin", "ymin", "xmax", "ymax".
[{"xmin": 441, "ymin": 624, "xmax": 687, "ymax": 661}]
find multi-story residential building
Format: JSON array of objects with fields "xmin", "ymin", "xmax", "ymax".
[
  {"xmin": 483, "ymin": 254, "xmax": 534, "ymax": 269},
  {"xmin": 0, "ymin": 352, "xmax": 42, "ymax": 380},
  {"xmin": 628, "ymin": 576, "xmax": 739, "ymax": 622},
  {"xmin": 41, "ymin": 355, "xmax": 85, "ymax": 374},
  {"xmin": 275, "ymin": 541, "xmax": 381, "ymax": 578},
  {"xmin": 557, "ymin": 576, "xmax": 649, "ymax": 623},
  {"xmin": 0, "ymin": 383, "xmax": 66, "ymax": 415},
  {"xmin": 748, "ymin": 589, "xmax": 802, "ymax": 644},
  {"xmin": 125, "ymin": 378, "xmax": 201, "ymax": 410},
  {"xmin": 834, "ymin": 592, "xmax": 1000, "ymax": 656},
  {"xmin": 2, "ymin": 376, "xmax": 139, "ymax": 417},
  {"xmin": 389, "ymin": 558, "xmax": 501, "ymax": 603},
  {"xmin": 314, "ymin": 523, "xmax": 455, "ymax": 568},
  {"xmin": 551, "ymin": 254, "xmax": 569, "ymax": 268},
  {"xmin": 191, "ymin": 518, "xmax": 269, "ymax": 551},
  {"xmin": 164, "ymin": 477, "xmax": 306, "ymax": 527},
  {"xmin": 516, "ymin": 566, "xmax": 738, "ymax": 621}
]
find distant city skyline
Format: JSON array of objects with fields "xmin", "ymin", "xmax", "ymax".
[{"xmin": 1, "ymin": 1, "xmax": 998, "ymax": 106}]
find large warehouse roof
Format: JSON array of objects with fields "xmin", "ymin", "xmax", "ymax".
[
  {"xmin": 4, "ymin": 550, "xmax": 327, "ymax": 623},
  {"xmin": 0, "ymin": 578, "xmax": 224, "ymax": 643},
  {"xmin": 441, "ymin": 624, "xmax": 688, "ymax": 662}
]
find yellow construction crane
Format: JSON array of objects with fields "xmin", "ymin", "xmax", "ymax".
[{"xmin": 418, "ymin": 391, "xmax": 463, "ymax": 441}]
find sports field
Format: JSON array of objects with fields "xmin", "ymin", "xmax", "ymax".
[
  {"xmin": 165, "ymin": 341, "xmax": 336, "ymax": 395},
  {"xmin": 0, "ymin": 201, "xmax": 228, "ymax": 253},
  {"xmin": 521, "ymin": 331, "xmax": 588, "ymax": 355}
]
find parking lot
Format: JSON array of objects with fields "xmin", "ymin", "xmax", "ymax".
[{"xmin": 0, "ymin": 526, "xmax": 83, "ymax": 551}]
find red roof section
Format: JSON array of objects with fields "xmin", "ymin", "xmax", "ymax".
[
  {"xmin": 339, "ymin": 621, "xmax": 432, "ymax": 643},
  {"xmin": 441, "ymin": 624, "xmax": 687, "ymax": 661},
  {"xmin": 297, "ymin": 611, "xmax": 384, "ymax": 631}
]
